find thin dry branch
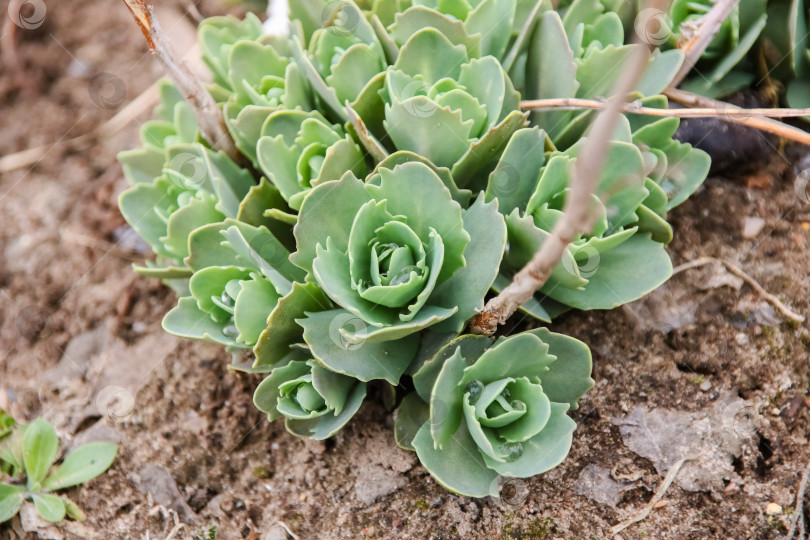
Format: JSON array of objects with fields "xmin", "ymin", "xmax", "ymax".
[
  {"xmin": 120, "ymin": 0, "xmax": 237, "ymax": 159},
  {"xmin": 1, "ymin": 0, "xmax": 36, "ymax": 92},
  {"xmin": 469, "ymin": 31, "xmax": 655, "ymax": 335},
  {"xmin": 665, "ymin": 88, "xmax": 810, "ymax": 146},
  {"xmin": 610, "ymin": 457, "xmax": 688, "ymax": 535},
  {"xmin": 520, "ymin": 97, "xmax": 810, "ymax": 118},
  {"xmin": 672, "ymin": 257, "xmax": 805, "ymax": 323},
  {"xmin": 785, "ymin": 461, "xmax": 810, "ymax": 540},
  {"xmin": 671, "ymin": 0, "xmax": 741, "ymax": 87}
]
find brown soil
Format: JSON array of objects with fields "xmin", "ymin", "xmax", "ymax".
[{"xmin": 1, "ymin": 0, "xmax": 809, "ymax": 539}]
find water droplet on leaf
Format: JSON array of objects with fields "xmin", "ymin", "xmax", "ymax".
[
  {"xmin": 220, "ymin": 291, "xmax": 235, "ymax": 308},
  {"xmin": 464, "ymin": 380, "xmax": 484, "ymax": 404},
  {"xmin": 389, "ymin": 265, "xmax": 418, "ymax": 286},
  {"xmin": 222, "ymin": 325, "xmax": 239, "ymax": 339},
  {"xmin": 500, "ymin": 442, "xmax": 523, "ymax": 462}
]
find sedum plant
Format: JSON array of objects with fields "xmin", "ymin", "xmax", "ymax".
[
  {"xmin": 117, "ymin": 0, "xmax": 711, "ymax": 497},
  {"xmin": 0, "ymin": 416, "xmax": 117, "ymax": 524},
  {"xmin": 662, "ymin": 0, "xmax": 768, "ymax": 98},
  {"xmin": 396, "ymin": 329, "xmax": 593, "ymax": 496}
]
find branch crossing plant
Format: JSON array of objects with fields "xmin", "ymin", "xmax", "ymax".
[
  {"xmin": 117, "ymin": 0, "xmax": 711, "ymax": 497},
  {"xmin": 0, "ymin": 415, "xmax": 118, "ymax": 524}
]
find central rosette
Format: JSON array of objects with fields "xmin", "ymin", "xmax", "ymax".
[
  {"xmin": 349, "ymin": 201, "xmax": 442, "ymax": 313},
  {"xmin": 286, "ymin": 160, "xmax": 507, "ymax": 384}
]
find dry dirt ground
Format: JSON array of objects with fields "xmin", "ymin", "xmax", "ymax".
[{"xmin": 1, "ymin": 0, "xmax": 810, "ymax": 538}]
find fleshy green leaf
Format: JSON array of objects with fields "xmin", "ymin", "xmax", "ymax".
[
  {"xmin": 33, "ymin": 493, "xmax": 66, "ymax": 523},
  {"xmin": 292, "ymin": 174, "xmax": 372, "ymax": 273},
  {"xmin": 0, "ymin": 484, "xmax": 25, "ymax": 524},
  {"xmin": 429, "ymin": 195, "xmax": 506, "ymax": 333},
  {"xmin": 43, "ymin": 442, "xmax": 117, "ymax": 491},
  {"xmin": 394, "ymin": 393, "xmax": 430, "ymax": 451},
  {"xmin": 413, "ymin": 334, "xmax": 493, "ymax": 401},
  {"xmin": 62, "ymin": 497, "xmax": 86, "ymax": 521},
  {"xmin": 23, "ymin": 418, "xmax": 59, "ymax": 490},
  {"xmin": 544, "ymin": 234, "xmax": 672, "ymax": 309},
  {"xmin": 482, "ymin": 403, "xmax": 575, "ymax": 477},
  {"xmin": 298, "ymin": 310, "xmax": 420, "ymax": 384},
  {"xmin": 254, "ymin": 281, "xmax": 332, "ymax": 368},
  {"xmin": 287, "ymin": 382, "xmax": 367, "ymax": 440},
  {"xmin": 528, "ymin": 328, "xmax": 594, "ymax": 410},
  {"xmin": 412, "ymin": 420, "xmax": 498, "ymax": 497},
  {"xmin": 429, "ymin": 347, "xmax": 467, "ymax": 447}
]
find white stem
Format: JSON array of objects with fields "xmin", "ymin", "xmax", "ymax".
[{"xmin": 263, "ymin": 0, "xmax": 290, "ymax": 37}]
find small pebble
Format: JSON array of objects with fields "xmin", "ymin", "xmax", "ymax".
[
  {"xmin": 699, "ymin": 380, "xmax": 712, "ymax": 392},
  {"xmin": 742, "ymin": 216, "xmax": 766, "ymax": 238},
  {"xmin": 735, "ymin": 333, "xmax": 749, "ymax": 346},
  {"xmin": 766, "ymin": 503, "xmax": 782, "ymax": 515}
]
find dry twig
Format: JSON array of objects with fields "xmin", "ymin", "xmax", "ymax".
[
  {"xmin": 665, "ymin": 88, "xmax": 810, "ymax": 146},
  {"xmin": 269, "ymin": 521, "xmax": 300, "ymax": 540},
  {"xmin": 120, "ymin": 0, "xmax": 237, "ymax": 159},
  {"xmin": 672, "ymin": 257, "xmax": 805, "ymax": 322},
  {"xmin": 670, "ymin": 0, "xmax": 741, "ymax": 87},
  {"xmin": 610, "ymin": 457, "xmax": 688, "ymax": 535},
  {"xmin": 469, "ymin": 4, "xmax": 660, "ymax": 335},
  {"xmin": 1, "ymin": 0, "xmax": 37, "ymax": 92},
  {"xmin": 785, "ymin": 461, "xmax": 810, "ymax": 539},
  {"xmin": 520, "ymin": 97, "xmax": 810, "ymax": 118}
]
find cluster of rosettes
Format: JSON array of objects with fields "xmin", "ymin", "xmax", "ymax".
[{"xmin": 118, "ymin": 0, "xmax": 709, "ymax": 495}]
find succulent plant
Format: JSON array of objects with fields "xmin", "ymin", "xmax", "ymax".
[
  {"xmin": 761, "ymin": 0, "xmax": 810, "ymax": 109},
  {"xmin": 117, "ymin": 82, "xmax": 198, "ymax": 186},
  {"xmin": 395, "ymin": 329, "xmax": 593, "ymax": 496},
  {"xmin": 386, "ymin": 0, "xmax": 518, "ymax": 59},
  {"xmin": 118, "ymin": 142, "xmax": 256, "ymax": 283},
  {"xmin": 665, "ymin": 0, "xmax": 768, "ymax": 98},
  {"xmin": 253, "ymin": 354, "xmax": 367, "ymax": 439},
  {"xmin": 199, "ymin": 17, "xmax": 315, "ymax": 165},
  {"xmin": 0, "ymin": 417, "xmax": 117, "ymax": 524},
  {"xmin": 371, "ymin": 27, "xmax": 527, "ymax": 181},
  {"xmin": 485, "ymin": 3, "xmax": 710, "ymax": 320},
  {"xmin": 161, "ymin": 218, "xmax": 314, "ymax": 350},
  {"xmin": 116, "ymin": 0, "xmax": 716, "ymax": 498},
  {"xmin": 257, "ymin": 109, "xmax": 369, "ymax": 210},
  {"xmin": 286, "ymin": 161, "xmax": 506, "ymax": 384}
]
